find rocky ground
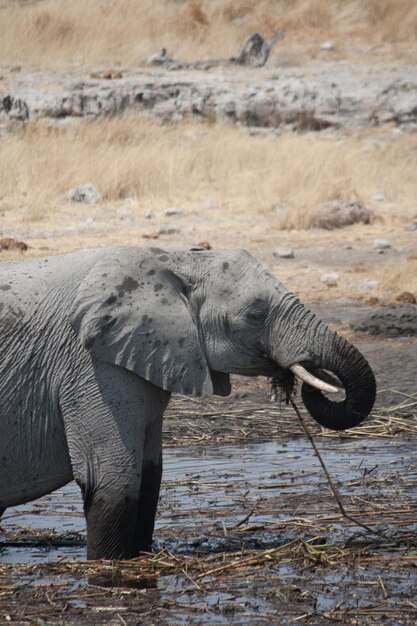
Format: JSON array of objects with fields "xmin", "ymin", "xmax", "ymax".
[{"xmin": 1, "ymin": 62, "xmax": 417, "ymax": 130}]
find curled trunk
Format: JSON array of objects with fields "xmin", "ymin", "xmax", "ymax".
[
  {"xmin": 269, "ymin": 297, "xmax": 376, "ymax": 431},
  {"xmin": 301, "ymin": 333, "xmax": 376, "ymax": 431}
]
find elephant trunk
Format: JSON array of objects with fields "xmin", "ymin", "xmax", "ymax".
[
  {"xmin": 269, "ymin": 297, "xmax": 376, "ymax": 431},
  {"xmin": 301, "ymin": 331, "xmax": 376, "ymax": 430}
]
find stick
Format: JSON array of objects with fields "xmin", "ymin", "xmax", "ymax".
[{"xmin": 288, "ymin": 397, "xmax": 387, "ymax": 539}]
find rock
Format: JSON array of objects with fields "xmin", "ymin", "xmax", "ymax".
[
  {"xmin": 358, "ymin": 278, "xmax": 379, "ymax": 291},
  {"xmin": 373, "ymin": 239, "xmax": 391, "ymax": 250},
  {"xmin": 396, "ymin": 291, "xmax": 417, "ymax": 304},
  {"xmin": 66, "ymin": 183, "xmax": 100, "ymax": 204},
  {"xmin": 1, "ymin": 96, "xmax": 29, "ymax": 121},
  {"xmin": 0, "ymin": 237, "xmax": 28, "ymax": 251},
  {"xmin": 273, "ymin": 248, "xmax": 295, "ymax": 259},
  {"xmin": 319, "ymin": 273, "xmax": 339, "ymax": 287},
  {"xmin": 158, "ymin": 225, "xmax": 180, "ymax": 235},
  {"xmin": 3, "ymin": 64, "xmax": 417, "ymax": 131},
  {"xmin": 163, "ymin": 207, "xmax": 182, "ymax": 217},
  {"xmin": 350, "ymin": 304, "xmax": 417, "ymax": 336},
  {"xmin": 404, "ymin": 223, "xmax": 417, "ymax": 232},
  {"xmin": 312, "ymin": 200, "xmax": 372, "ymax": 230},
  {"xmin": 372, "ymin": 192, "xmax": 385, "ymax": 202},
  {"xmin": 320, "ymin": 41, "xmax": 334, "ymax": 51},
  {"xmin": 145, "ymin": 211, "xmax": 155, "ymax": 219}
]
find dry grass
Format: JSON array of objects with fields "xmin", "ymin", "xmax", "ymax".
[
  {"xmin": 378, "ymin": 258, "xmax": 417, "ymax": 294},
  {"xmin": 0, "ymin": 117, "xmax": 416, "ymax": 227},
  {"xmin": 0, "ymin": 0, "xmax": 417, "ymax": 69}
]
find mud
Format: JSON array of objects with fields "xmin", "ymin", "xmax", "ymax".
[
  {"xmin": 350, "ymin": 303, "xmax": 417, "ymax": 337},
  {"xmin": 1, "ymin": 437, "xmax": 417, "ymax": 624}
]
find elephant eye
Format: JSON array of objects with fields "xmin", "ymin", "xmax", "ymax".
[
  {"xmin": 247, "ymin": 311, "xmax": 264, "ymax": 321},
  {"xmin": 245, "ymin": 305, "xmax": 268, "ymax": 322}
]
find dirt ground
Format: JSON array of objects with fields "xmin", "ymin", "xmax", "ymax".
[{"xmin": 1, "ymin": 13, "xmax": 417, "ymax": 623}]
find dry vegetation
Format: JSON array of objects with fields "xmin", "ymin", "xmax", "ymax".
[
  {"xmin": 0, "ymin": 0, "xmax": 417, "ymax": 68},
  {"xmin": 1, "ymin": 117, "xmax": 416, "ymax": 226},
  {"xmin": 378, "ymin": 257, "xmax": 417, "ymax": 294}
]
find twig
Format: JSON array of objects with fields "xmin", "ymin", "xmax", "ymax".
[
  {"xmin": 231, "ymin": 508, "xmax": 256, "ymax": 529},
  {"xmin": 288, "ymin": 397, "xmax": 388, "ymax": 539}
]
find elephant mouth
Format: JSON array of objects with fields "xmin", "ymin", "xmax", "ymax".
[
  {"xmin": 259, "ymin": 354, "xmax": 343, "ymax": 396},
  {"xmin": 230, "ymin": 356, "xmax": 346, "ymax": 399}
]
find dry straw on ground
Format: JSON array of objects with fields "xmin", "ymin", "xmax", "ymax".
[
  {"xmin": 1, "ymin": 118, "xmax": 416, "ymax": 227},
  {"xmin": 1, "ymin": 0, "xmax": 417, "ymax": 68}
]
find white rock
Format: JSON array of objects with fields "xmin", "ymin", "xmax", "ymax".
[
  {"xmin": 373, "ymin": 239, "xmax": 391, "ymax": 250},
  {"xmin": 273, "ymin": 248, "xmax": 295, "ymax": 259},
  {"xmin": 320, "ymin": 41, "xmax": 334, "ymax": 51},
  {"xmin": 319, "ymin": 273, "xmax": 339, "ymax": 287},
  {"xmin": 66, "ymin": 183, "xmax": 100, "ymax": 204},
  {"xmin": 358, "ymin": 278, "xmax": 379, "ymax": 290},
  {"xmin": 372, "ymin": 192, "xmax": 385, "ymax": 202},
  {"xmin": 158, "ymin": 225, "xmax": 180, "ymax": 235}
]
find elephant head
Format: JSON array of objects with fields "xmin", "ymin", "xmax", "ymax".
[{"xmin": 69, "ymin": 247, "xmax": 376, "ymax": 431}]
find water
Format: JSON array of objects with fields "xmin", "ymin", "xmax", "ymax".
[{"xmin": 1, "ymin": 437, "xmax": 415, "ymax": 563}]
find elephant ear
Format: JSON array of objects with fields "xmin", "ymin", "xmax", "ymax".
[{"xmin": 68, "ymin": 248, "xmax": 227, "ymax": 397}]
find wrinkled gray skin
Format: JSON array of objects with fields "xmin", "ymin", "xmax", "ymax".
[{"xmin": 0, "ymin": 247, "xmax": 376, "ymax": 559}]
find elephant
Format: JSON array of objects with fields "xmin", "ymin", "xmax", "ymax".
[{"xmin": 0, "ymin": 246, "xmax": 376, "ymax": 559}]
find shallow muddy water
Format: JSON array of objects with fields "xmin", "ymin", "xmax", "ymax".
[
  {"xmin": 1, "ymin": 437, "xmax": 416, "ymax": 561},
  {"xmin": 1, "ymin": 436, "xmax": 417, "ymax": 625}
]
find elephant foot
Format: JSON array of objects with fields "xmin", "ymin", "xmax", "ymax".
[
  {"xmin": 85, "ymin": 492, "xmax": 139, "ymax": 560},
  {"xmin": 138, "ymin": 542, "xmax": 154, "ymax": 554}
]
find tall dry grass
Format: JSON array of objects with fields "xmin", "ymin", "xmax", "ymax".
[
  {"xmin": 0, "ymin": 0, "xmax": 416, "ymax": 68},
  {"xmin": 0, "ymin": 117, "xmax": 416, "ymax": 226},
  {"xmin": 378, "ymin": 258, "xmax": 417, "ymax": 294}
]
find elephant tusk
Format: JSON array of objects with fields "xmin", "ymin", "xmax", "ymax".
[
  {"xmin": 289, "ymin": 364, "xmax": 339, "ymax": 394},
  {"xmin": 316, "ymin": 368, "xmax": 344, "ymax": 390}
]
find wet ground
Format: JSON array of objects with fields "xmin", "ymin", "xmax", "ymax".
[{"xmin": 1, "ymin": 432, "xmax": 416, "ymax": 625}]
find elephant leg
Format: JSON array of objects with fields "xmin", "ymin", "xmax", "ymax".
[
  {"xmin": 133, "ymin": 380, "xmax": 170, "ymax": 554},
  {"xmin": 0, "ymin": 508, "xmax": 5, "ymax": 520},
  {"xmin": 133, "ymin": 422, "xmax": 164, "ymax": 552},
  {"xmin": 60, "ymin": 361, "xmax": 168, "ymax": 560},
  {"xmin": 133, "ymin": 451, "xmax": 162, "ymax": 553}
]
